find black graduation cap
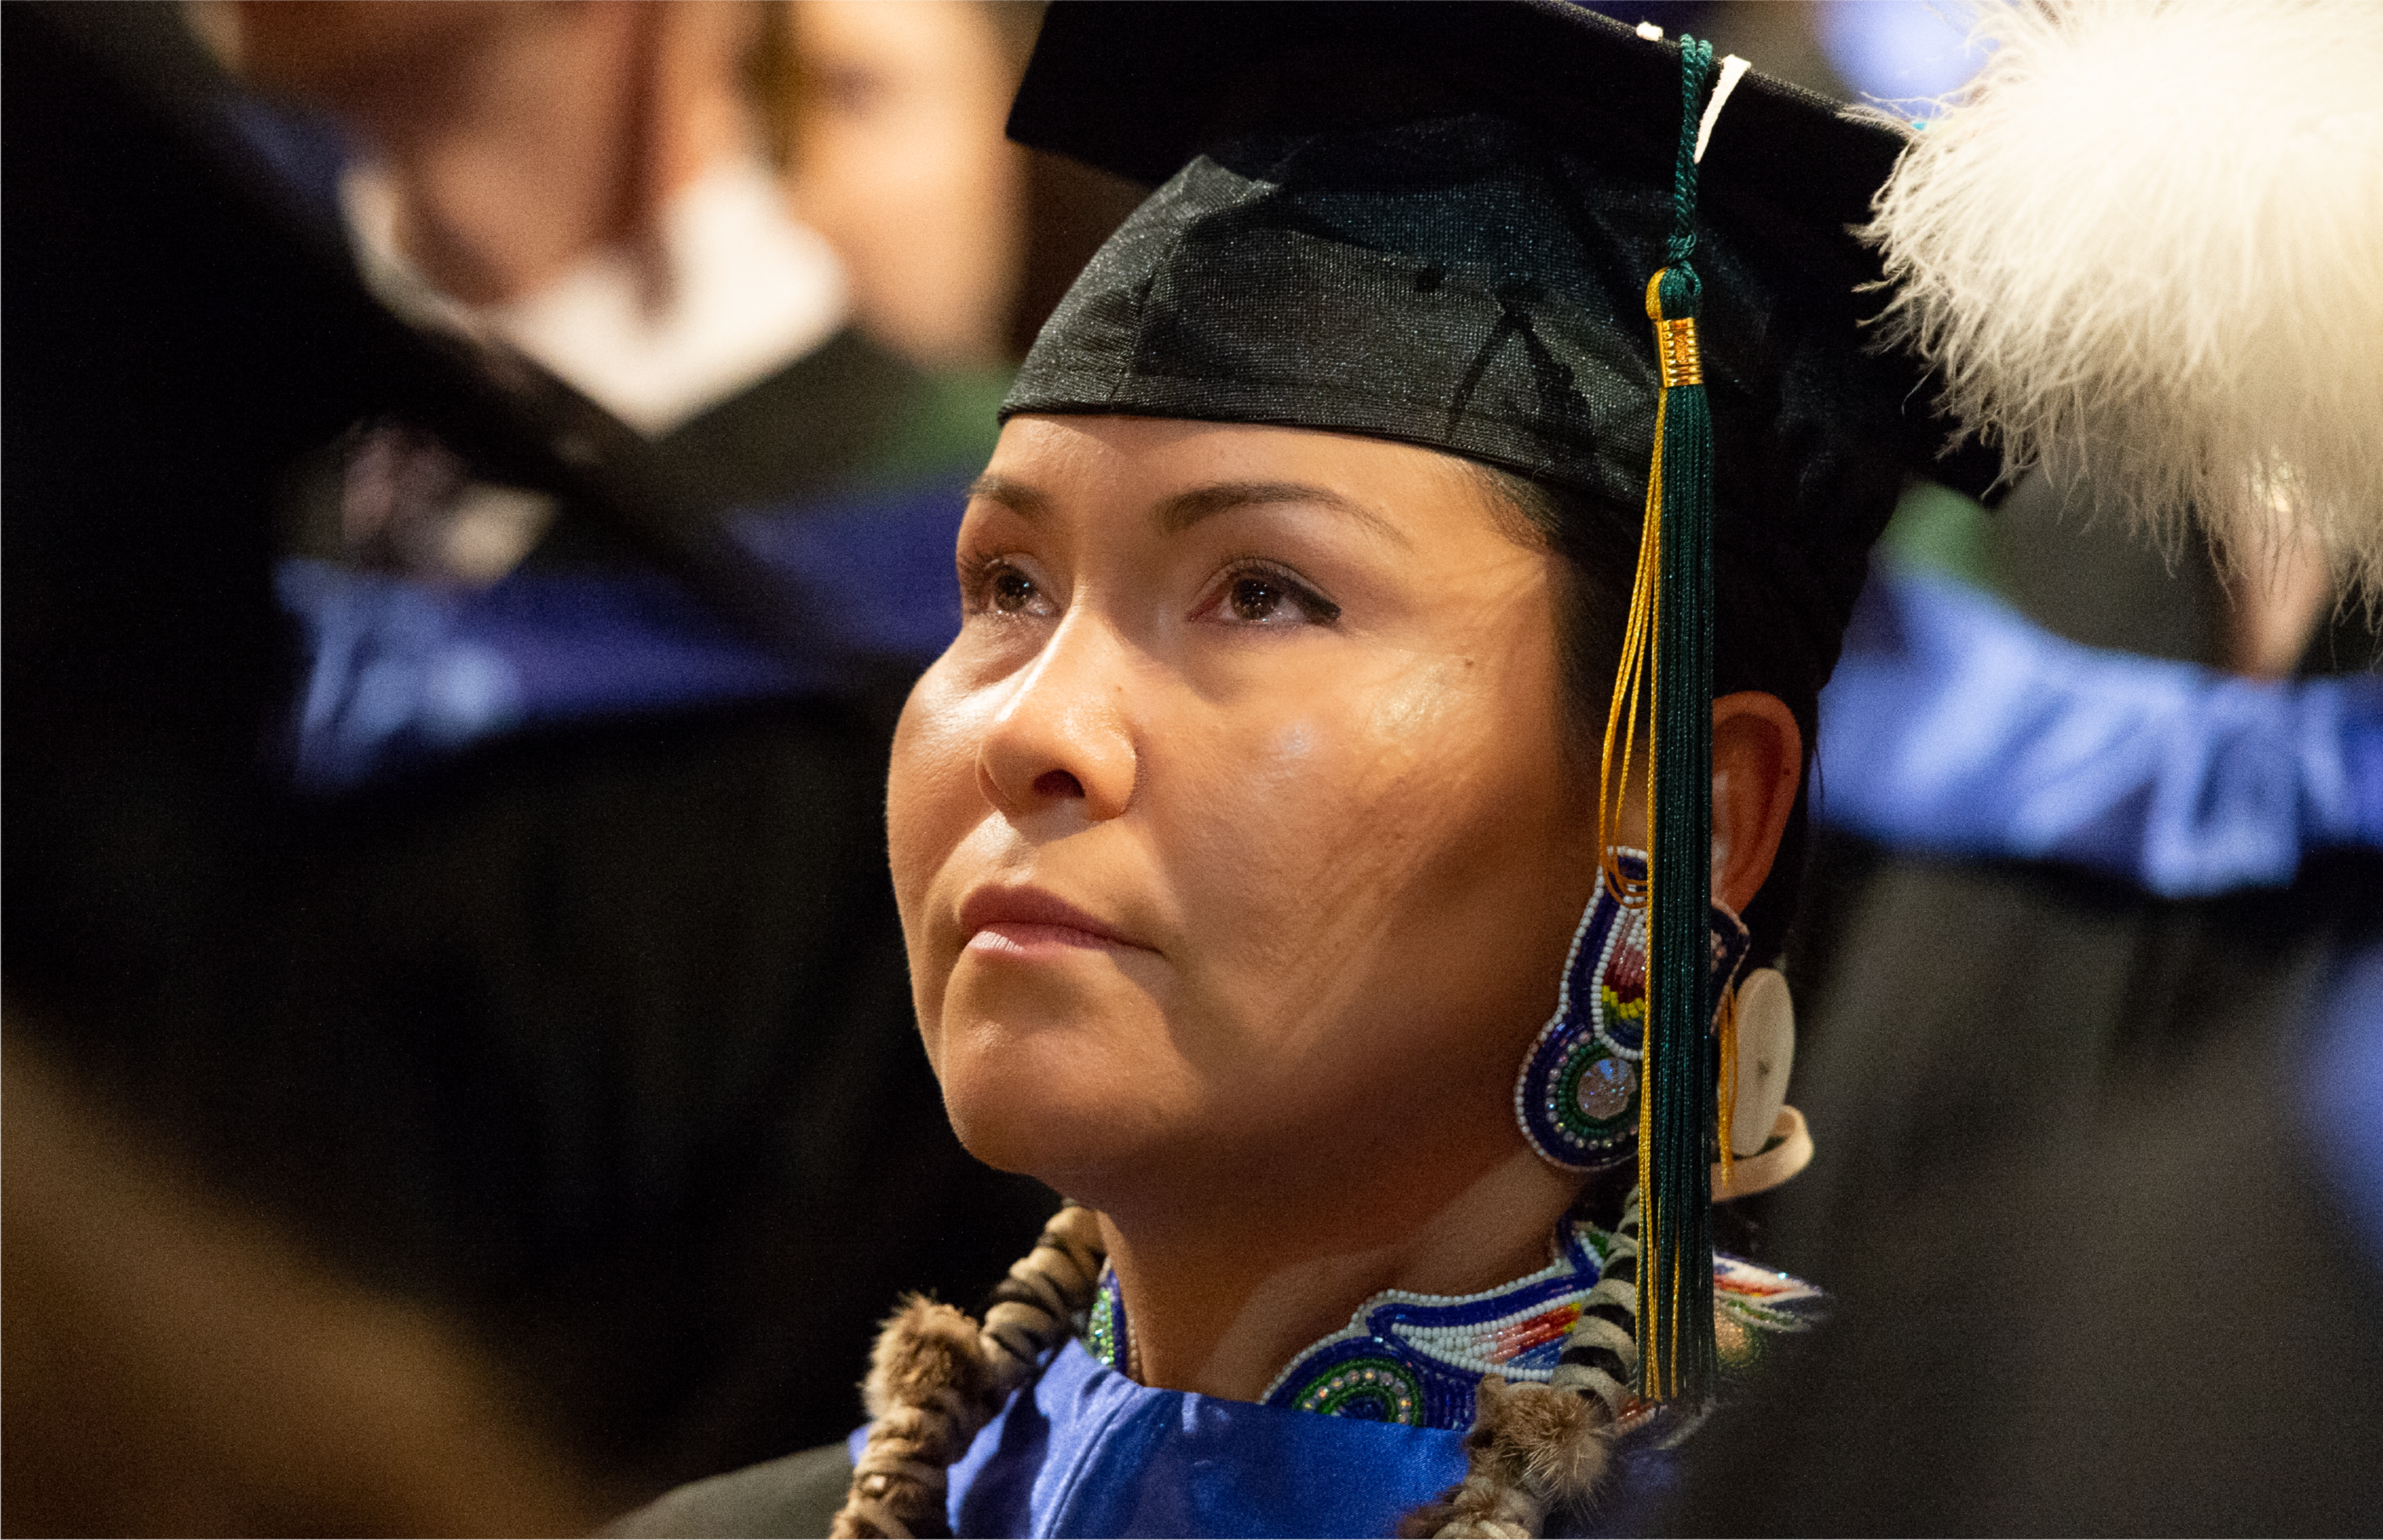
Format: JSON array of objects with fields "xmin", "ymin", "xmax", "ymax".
[
  {"xmin": 995, "ymin": 0, "xmax": 1990, "ymax": 1407},
  {"xmin": 997, "ymin": 0, "xmax": 1995, "ymax": 820},
  {"xmin": 1012, "ymin": 1, "xmax": 1895, "ymax": 236},
  {"xmin": 1002, "ymin": 0, "xmax": 1992, "ymax": 520}
]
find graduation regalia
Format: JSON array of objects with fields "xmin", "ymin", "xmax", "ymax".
[
  {"xmin": 1781, "ymin": 468, "xmax": 2380, "ymax": 1302},
  {"xmin": 623, "ymin": 1, "xmax": 1993, "ymax": 1532},
  {"xmin": 623, "ymin": 1206, "xmax": 1823, "ymax": 1538}
]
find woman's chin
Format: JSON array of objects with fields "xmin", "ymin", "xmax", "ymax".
[
  {"xmin": 938, "ymin": 1034, "xmax": 1188, "ymax": 1195},
  {"xmin": 930, "ymin": 964, "xmax": 1194, "ymax": 1184}
]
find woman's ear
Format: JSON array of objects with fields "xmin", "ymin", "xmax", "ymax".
[{"xmin": 1710, "ymin": 692, "xmax": 1803, "ymax": 915}]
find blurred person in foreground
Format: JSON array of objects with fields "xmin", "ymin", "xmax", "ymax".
[
  {"xmin": 3, "ymin": 1035, "xmax": 597, "ymax": 1538},
  {"xmin": 1655, "ymin": 1, "xmax": 2383, "ymax": 1531},
  {"xmin": 3, "ymin": 8, "xmax": 716, "ymax": 1524}
]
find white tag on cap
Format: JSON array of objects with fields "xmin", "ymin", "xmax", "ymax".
[{"xmin": 1695, "ymin": 54, "xmax": 1753, "ymax": 163}]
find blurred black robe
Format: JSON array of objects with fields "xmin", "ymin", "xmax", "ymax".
[
  {"xmin": 2, "ymin": 3, "xmax": 1052, "ymax": 1497},
  {"xmin": 1659, "ymin": 485, "xmax": 2383, "ymax": 1534}
]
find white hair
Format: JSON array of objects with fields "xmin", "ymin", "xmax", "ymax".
[{"xmin": 1861, "ymin": 0, "xmax": 2383, "ymax": 602}]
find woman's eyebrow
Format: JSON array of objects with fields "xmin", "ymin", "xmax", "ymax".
[
  {"xmin": 965, "ymin": 473, "xmax": 1052, "ymax": 521},
  {"xmin": 1156, "ymin": 481, "xmax": 1411, "ymax": 548}
]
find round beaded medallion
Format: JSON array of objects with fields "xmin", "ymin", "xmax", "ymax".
[
  {"xmin": 1562, "ymin": 1048, "xmax": 1639, "ymax": 1123},
  {"xmin": 1086, "ymin": 1278, "xmax": 1123, "ymax": 1371},
  {"xmin": 1514, "ymin": 849, "xmax": 1752, "ymax": 1172},
  {"xmin": 1289, "ymin": 1355, "xmax": 1426, "ymax": 1425}
]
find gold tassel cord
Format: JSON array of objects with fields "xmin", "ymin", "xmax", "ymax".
[
  {"xmin": 1604, "ymin": 270, "xmax": 1673, "ymax": 1395},
  {"xmin": 1598, "ymin": 299, "xmax": 1667, "ymax": 905},
  {"xmin": 1713, "ymin": 985, "xmax": 1736, "ymax": 1190}
]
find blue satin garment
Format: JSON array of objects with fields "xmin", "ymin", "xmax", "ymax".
[
  {"xmin": 276, "ymin": 477, "xmax": 968, "ymax": 793},
  {"xmin": 1815, "ymin": 568, "xmax": 2383, "ymax": 897},
  {"xmin": 844, "ymin": 1339, "xmax": 1679, "ymax": 1540}
]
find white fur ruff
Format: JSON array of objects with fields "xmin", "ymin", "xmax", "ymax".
[{"xmin": 1863, "ymin": 0, "xmax": 2383, "ymax": 599}]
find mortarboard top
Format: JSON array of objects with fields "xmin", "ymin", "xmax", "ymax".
[{"xmin": 1011, "ymin": 0, "xmax": 1891, "ymax": 256}]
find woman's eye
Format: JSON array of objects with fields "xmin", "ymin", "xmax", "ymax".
[
  {"xmin": 1227, "ymin": 575, "xmax": 1291, "ymax": 622},
  {"xmin": 965, "ymin": 557, "xmax": 1055, "ymax": 619},
  {"xmin": 989, "ymin": 568, "xmax": 1039, "ymax": 613},
  {"xmin": 1205, "ymin": 565, "xmax": 1340, "ymax": 628}
]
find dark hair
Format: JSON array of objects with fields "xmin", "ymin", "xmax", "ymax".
[{"xmin": 1473, "ymin": 465, "xmax": 1814, "ymax": 966}]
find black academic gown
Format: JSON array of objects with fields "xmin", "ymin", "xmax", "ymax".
[
  {"xmin": 1662, "ymin": 895, "xmax": 2383, "ymax": 1535},
  {"xmin": 1764, "ymin": 474, "xmax": 2383, "ymax": 1286},
  {"xmin": 1660, "ymin": 483, "xmax": 2383, "ymax": 1533},
  {"xmin": 244, "ymin": 209, "xmax": 1055, "ymax": 1500}
]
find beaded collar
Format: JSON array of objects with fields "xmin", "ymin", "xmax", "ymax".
[{"xmin": 1081, "ymin": 1215, "xmax": 1823, "ymax": 1434}]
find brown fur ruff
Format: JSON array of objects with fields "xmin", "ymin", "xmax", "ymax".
[
  {"xmin": 1399, "ymin": 1375, "xmax": 1622, "ymax": 1539},
  {"xmin": 829, "ymin": 1206, "xmax": 1106, "ymax": 1539}
]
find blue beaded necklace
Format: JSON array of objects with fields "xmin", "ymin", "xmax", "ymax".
[{"xmin": 1080, "ymin": 1211, "xmax": 1823, "ymax": 1434}]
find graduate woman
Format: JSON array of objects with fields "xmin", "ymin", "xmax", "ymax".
[{"xmin": 620, "ymin": 3, "xmax": 1992, "ymax": 1536}]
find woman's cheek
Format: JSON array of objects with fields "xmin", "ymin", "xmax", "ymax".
[
  {"xmin": 887, "ymin": 664, "xmax": 994, "ymax": 1016},
  {"xmin": 1166, "ymin": 675, "xmax": 1444, "ymax": 976},
  {"xmin": 891, "ymin": 664, "xmax": 983, "ymax": 852}
]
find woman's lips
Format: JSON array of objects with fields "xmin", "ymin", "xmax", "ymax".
[
  {"xmin": 959, "ymin": 887, "xmax": 1145, "ymax": 958},
  {"xmin": 967, "ymin": 921, "xmax": 1119, "ymax": 957}
]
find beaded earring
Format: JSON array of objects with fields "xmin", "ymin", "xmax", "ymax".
[{"xmin": 1514, "ymin": 847, "xmax": 1750, "ymax": 1173}]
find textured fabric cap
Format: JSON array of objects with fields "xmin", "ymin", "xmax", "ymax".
[{"xmin": 1007, "ymin": 111, "xmax": 1927, "ymax": 516}]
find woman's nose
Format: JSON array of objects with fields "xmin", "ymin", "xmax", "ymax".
[{"xmin": 976, "ymin": 614, "xmax": 1137, "ymax": 824}]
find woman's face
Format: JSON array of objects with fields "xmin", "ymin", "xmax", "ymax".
[{"xmin": 889, "ymin": 416, "xmax": 1600, "ymax": 1209}]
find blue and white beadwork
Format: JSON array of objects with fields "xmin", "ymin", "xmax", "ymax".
[
  {"xmin": 1079, "ymin": 1215, "xmax": 1825, "ymax": 1433},
  {"xmin": 1259, "ymin": 1217, "xmax": 1627, "ymax": 1429},
  {"xmin": 1514, "ymin": 848, "xmax": 1753, "ymax": 1172}
]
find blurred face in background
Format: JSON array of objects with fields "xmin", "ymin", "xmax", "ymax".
[
  {"xmin": 228, "ymin": 1, "xmax": 532, "ymax": 115},
  {"xmin": 784, "ymin": 0, "xmax": 1028, "ymax": 369}
]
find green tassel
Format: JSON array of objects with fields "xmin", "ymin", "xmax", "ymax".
[{"xmin": 1639, "ymin": 34, "xmax": 1720, "ymax": 1409}]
